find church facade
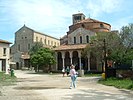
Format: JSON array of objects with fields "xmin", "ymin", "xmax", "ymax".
[
  {"xmin": 54, "ymin": 13, "xmax": 111, "ymax": 72},
  {"xmin": 10, "ymin": 25, "xmax": 60, "ymax": 69}
]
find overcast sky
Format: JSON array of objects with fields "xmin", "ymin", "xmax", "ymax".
[{"xmin": 0, "ymin": 0, "xmax": 133, "ymax": 43}]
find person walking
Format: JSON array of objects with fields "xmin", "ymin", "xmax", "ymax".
[
  {"xmin": 66, "ymin": 66, "xmax": 70, "ymax": 76},
  {"xmin": 62, "ymin": 67, "xmax": 65, "ymax": 77},
  {"xmin": 69, "ymin": 64, "xmax": 77, "ymax": 89}
]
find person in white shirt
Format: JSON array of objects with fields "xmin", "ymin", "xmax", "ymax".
[
  {"xmin": 62, "ymin": 67, "xmax": 65, "ymax": 77},
  {"xmin": 69, "ymin": 64, "xmax": 78, "ymax": 89}
]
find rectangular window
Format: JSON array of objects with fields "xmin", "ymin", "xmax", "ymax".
[
  {"xmin": 36, "ymin": 37, "xmax": 38, "ymax": 42},
  {"xmin": 86, "ymin": 35, "xmax": 89, "ymax": 43},
  {"xmin": 28, "ymin": 44, "xmax": 30, "ymax": 50},
  {"xmin": 40, "ymin": 38, "xmax": 42, "ymax": 42},
  {"xmin": 44, "ymin": 39, "xmax": 46, "ymax": 45},
  {"xmin": 18, "ymin": 44, "xmax": 20, "ymax": 51},
  {"xmin": 51, "ymin": 41, "xmax": 53, "ymax": 46},
  {"xmin": 80, "ymin": 36, "xmax": 82, "ymax": 43},
  {"xmin": 74, "ymin": 37, "xmax": 76, "ymax": 44},
  {"xmin": 48, "ymin": 40, "xmax": 50, "ymax": 45},
  {"xmin": 3, "ymin": 48, "xmax": 6, "ymax": 56}
]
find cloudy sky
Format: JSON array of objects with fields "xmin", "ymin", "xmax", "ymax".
[{"xmin": 0, "ymin": 0, "xmax": 133, "ymax": 43}]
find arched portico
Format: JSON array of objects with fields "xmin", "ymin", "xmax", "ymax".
[
  {"xmin": 56, "ymin": 50, "xmax": 91, "ymax": 71},
  {"xmin": 54, "ymin": 44, "xmax": 98, "ymax": 72}
]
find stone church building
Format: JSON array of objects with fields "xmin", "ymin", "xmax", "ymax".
[
  {"xmin": 10, "ymin": 12, "xmax": 112, "ymax": 72},
  {"xmin": 54, "ymin": 13, "xmax": 111, "ymax": 72},
  {"xmin": 10, "ymin": 25, "xmax": 60, "ymax": 69}
]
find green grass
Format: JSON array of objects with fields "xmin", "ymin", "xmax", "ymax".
[
  {"xmin": 0, "ymin": 72, "xmax": 17, "ymax": 86},
  {"xmin": 98, "ymin": 77, "xmax": 133, "ymax": 90},
  {"xmin": 84, "ymin": 73, "xmax": 101, "ymax": 77}
]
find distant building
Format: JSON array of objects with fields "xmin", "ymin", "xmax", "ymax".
[
  {"xmin": 0, "ymin": 39, "xmax": 12, "ymax": 73},
  {"xmin": 10, "ymin": 25, "xmax": 60, "ymax": 69},
  {"xmin": 54, "ymin": 13, "xmax": 111, "ymax": 72}
]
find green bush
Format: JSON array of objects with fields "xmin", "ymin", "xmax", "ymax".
[{"xmin": 98, "ymin": 77, "xmax": 133, "ymax": 90}]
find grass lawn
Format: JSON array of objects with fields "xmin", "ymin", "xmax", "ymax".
[
  {"xmin": 84, "ymin": 73, "xmax": 101, "ymax": 77},
  {"xmin": 98, "ymin": 77, "xmax": 133, "ymax": 90},
  {"xmin": 0, "ymin": 72, "xmax": 17, "ymax": 86}
]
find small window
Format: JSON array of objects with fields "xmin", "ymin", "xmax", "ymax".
[
  {"xmin": 86, "ymin": 35, "xmax": 89, "ymax": 43},
  {"xmin": 40, "ymin": 38, "xmax": 42, "ymax": 42},
  {"xmin": 36, "ymin": 37, "xmax": 38, "ymax": 42},
  {"xmin": 28, "ymin": 44, "xmax": 30, "ymax": 50},
  {"xmin": 48, "ymin": 40, "xmax": 50, "ymax": 45},
  {"xmin": 81, "ymin": 24, "xmax": 85, "ymax": 28},
  {"xmin": 3, "ymin": 48, "xmax": 6, "ymax": 56},
  {"xmin": 18, "ymin": 44, "xmax": 20, "ymax": 51},
  {"xmin": 100, "ymin": 23, "xmax": 104, "ymax": 28},
  {"xmin": 74, "ymin": 37, "xmax": 76, "ymax": 44},
  {"xmin": 80, "ymin": 36, "xmax": 82, "ymax": 43}
]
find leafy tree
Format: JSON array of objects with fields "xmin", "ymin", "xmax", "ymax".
[
  {"xmin": 29, "ymin": 42, "xmax": 43, "ymax": 55},
  {"xmin": 84, "ymin": 24, "xmax": 133, "ymax": 69},
  {"xmin": 83, "ymin": 32, "xmax": 120, "ymax": 67},
  {"xmin": 110, "ymin": 24, "xmax": 133, "ymax": 67},
  {"xmin": 30, "ymin": 48, "xmax": 56, "ymax": 72}
]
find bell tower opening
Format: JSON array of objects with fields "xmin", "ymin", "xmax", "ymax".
[{"xmin": 72, "ymin": 13, "xmax": 85, "ymax": 25}]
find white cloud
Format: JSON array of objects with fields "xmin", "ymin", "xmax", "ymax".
[
  {"xmin": 86, "ymin": 0, "xmax": 123, "ymax": 17},
  {"xmin": 111, "ymin": 16, "xmax": 133, "ymax": 31},
  {"xmin": 3, "ymin": 0, "xmax": 79, "ymax": 38}
]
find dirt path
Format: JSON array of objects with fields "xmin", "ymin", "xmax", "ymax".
[{"xmin": 0, "ymin": 70, "xmax": 133, "ymax": 100}]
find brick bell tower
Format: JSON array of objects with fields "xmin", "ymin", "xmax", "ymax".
[{"xmin": 72, "ymin": 13, "xmax": 85, "ymax": 25}]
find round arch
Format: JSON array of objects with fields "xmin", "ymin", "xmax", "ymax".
[
  {"xmin": 72, "ymin": 51, "xmax": 79, "ymax": 70},
  {"xmin": 57, "ymin": 52, "xmax": 62, "ymax": 70}
]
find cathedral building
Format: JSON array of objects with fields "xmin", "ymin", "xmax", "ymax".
[
  {"xmin": 54, "ymin": 13, "xmax": 111, "ymax": 73},
  {"xmin": 10, "ymin": 25, "xmax": 60, "ymax": 69}
]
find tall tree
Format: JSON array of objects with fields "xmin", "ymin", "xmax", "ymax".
[
  {"xmin": 83, "ymin": 32, "xmax": 120, "ymax": 66},
  {"xmin": 29, "ymin": 42, "xmax": 43, "ymax": 55},
  {"xmin": 84, "ymin": 24, "xmax": 133, "ymax": 69},
  {"xmin": 30, "ymin": 48, "xmax": 56, "ymax": 72}
]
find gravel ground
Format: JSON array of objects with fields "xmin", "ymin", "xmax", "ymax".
[{"xmin": 0, "ymin": 70, "xmax": 133, "ymax": 100}]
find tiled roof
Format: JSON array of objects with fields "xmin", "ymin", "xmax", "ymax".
[
  {"xmin": 0, "ymin": 39, "xmax": 12, "ymax": 44},
  {"xmin": 77, "ymin": 18, "xmax": 111, "ymax": 26},
  {"xmin": 24, "ymin": 25, "xmax": 60, "ymax": 40},
  {"xmin": 53, "ymin": 44, "xmax": 87, "ymax": 51}
]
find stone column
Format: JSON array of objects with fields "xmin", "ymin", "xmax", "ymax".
[
  {"xmin": 87, "ymin": 53, "xmax": 90, "ymax": 71},
  {"xmin": 61, "ymin": 52, "xmax": 65, "ymax": 69},
  {"xmin": 5, "ymin": 58, "xmax": 9, "ymax": 74},
  {"xmin": 78, "ymin": 51, "xmax": 82, "ymax": 70},
  {"xmin": 55, "ymin": 52, "xmax": 58, "ymax": 71},
  {"xmin": 69, "ymin": 51, "xmax": 73, "ymax": 65},
  {"xmin": 78, "ymin": 50, "xmax": 84, "ymax": 77},
  {"xmin": 0, "ymin": 60, "xmax": 2, "ymax": 72}
]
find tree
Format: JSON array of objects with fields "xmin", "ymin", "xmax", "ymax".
[
  {"xmin": 83, "ymin": 32, "xmax": 120, "ymax": 69},
  {"xmin": 29, "ymin": 42, "xmax": 43, "ymax": 55},
  {"xmin": 30, "ymin": 48, "xmax": 56, "ymax": 72},
  {"xmin": 110, "ymin": 24, "xmax": 133, "ymax": 67},
  {"xmin": 84, "ymin": 24, "xmax": 133, "ymax": 70}
]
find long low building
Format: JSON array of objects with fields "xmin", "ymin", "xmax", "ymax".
[{"xmin": 10, "ymin": 25, "xmax": 60, "ymax": 69}]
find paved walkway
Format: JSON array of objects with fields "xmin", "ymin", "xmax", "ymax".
[{"xmin": 0, "ymin": 70, "xmax": 133, "ymax": 100}]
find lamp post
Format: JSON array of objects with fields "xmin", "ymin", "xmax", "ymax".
[{"xmin": 103, "ymin": 39, "xmax": 108, "ymax": 79}]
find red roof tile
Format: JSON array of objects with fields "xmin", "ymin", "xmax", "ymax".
[
  {"xmin": 53, "ymin": 44, "xmax": 87, "ymax": 51},
  {"xmin": 0, "ymin": 39, "xmax": 12, "ymax": 44}
]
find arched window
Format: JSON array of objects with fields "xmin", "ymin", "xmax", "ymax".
[
  {"xmin": 100, "ymin": 23, "xmax": 104, "ymax": 28},
  {"xmin": 86, "ymin": 35, "xmax": 89, "ymax": 43},
  {"xmin": 74, "ymin": 37, "xmax": 76, "ymax": 44},
  {"xmin": 80, "ymin": 36, "xmax": 82, "ymax": 43}
]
